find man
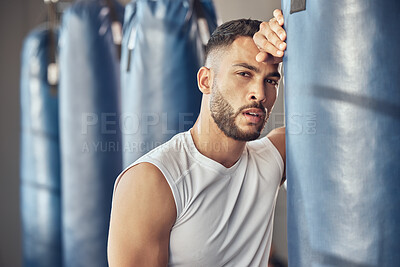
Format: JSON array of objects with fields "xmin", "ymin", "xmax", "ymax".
[{"xmin": 108, "ymin": 10, "xmax": 287, "ymax": 267}]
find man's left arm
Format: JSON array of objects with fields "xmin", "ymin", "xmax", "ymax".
[{"xmin": 267, "ymin": 127, "xmax": 286, "ymax": 185}]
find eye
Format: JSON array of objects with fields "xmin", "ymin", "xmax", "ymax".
[
  {"xmin": 238, "ymin": 72, "xmax": 251, "ymax": 77},
  {"xmin": 265, "ymin": 79, "xmax": 278, "ymax": 86}
]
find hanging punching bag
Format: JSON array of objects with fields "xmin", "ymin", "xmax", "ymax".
[
  {"xmin": 59, "ymin": 0, "xmax": 123, "ymax": 266},
  {"xmin": 121, "ymin": 0, "xmax": 218, "ymax": 167},
  {"xmin": 283, "ymin": 0, "xmax": 400, "ymax": 266},
  {"xmin": 20, "ymin": 25, "xmax": 62, "ymax": 267}
]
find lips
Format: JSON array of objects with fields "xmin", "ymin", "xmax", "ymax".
[
  {"xmin": 242, "ymin": 108, "xmax": 265, "ymax": 124},
  {"xmin": 242, "ymin": 108, "xmax": 265, "ymax": 117}
]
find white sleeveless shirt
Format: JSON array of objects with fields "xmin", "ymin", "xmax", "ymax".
[{"xmin": 118, "ymin": 130, "xmax": 284, "ymax": 267}]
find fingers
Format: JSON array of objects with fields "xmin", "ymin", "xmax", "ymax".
[
  {"xmin": 273, "ymin": 9, "xmax": 284, "ymax": 25},
  {"xmin": 253, "ymin": 9, "xmax": 286, "ymax": 63},
  {"xmin": 253, "ymin": 20, "xmax": 285, "ymax": 57},
  {"xmin": 266, "ymin": 18, "xmax": 286, "ymax": 52},
  {"xmin": 269, "ymin": 18, "xmax": 286, "ymax": 42},
  {"xmin": 254, "ymin": 31, "xmax": 283, "ymax": 57},
  {"xmin": 256, "ymin": 51, "xmax": 283, "ymax": 64}
]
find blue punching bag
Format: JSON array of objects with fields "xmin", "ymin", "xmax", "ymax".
[
  {"xmin": 20, "ymin": 25, "xmax": 62, "ymax": 267},
  {"xmin": 121, "ymin": 0, "xmax": 218, "ymax": 166},
  {"xmin": 59, "ymin": 1, "xmax": 123, "ymax": 266},
  {"xmin": 282, "ymin": 0, "xmax": 400, "ymax": 266}
]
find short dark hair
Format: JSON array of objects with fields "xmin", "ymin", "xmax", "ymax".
[{"xmin": 204, "ymin": 19, "xmax": 262, "ymax": 64}]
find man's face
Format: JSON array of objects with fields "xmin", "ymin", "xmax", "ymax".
[{"xmin": 209, "ymin": 36, "xmax": 281, "ymax": 141}]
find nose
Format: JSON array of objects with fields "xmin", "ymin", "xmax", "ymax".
[{"xmin": 248, "ymin": 82, "xmax": 266, "ymax": 103}]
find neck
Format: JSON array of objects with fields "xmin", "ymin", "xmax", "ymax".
[{"xmin": 191, "ymin": 110, "xmax": 246, "ymax": 169}]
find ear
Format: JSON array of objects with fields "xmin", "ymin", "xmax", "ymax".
[{"xmin": 197, "ymin": 66, "xmax": 211, "ymax": 95}]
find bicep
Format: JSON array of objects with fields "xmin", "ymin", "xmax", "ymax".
[{"xmin": 108, "ymin": 163, "xmax": 176, "ymax": 267}]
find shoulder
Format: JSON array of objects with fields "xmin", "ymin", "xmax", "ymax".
[
  {"xmin": 113, "ymin": 162, "xmax": 176, "ymax": 223},
  {"xmin": 134, "ymin": 131, "xmax": 193, "ymax": 183},
  {"xmin": 108, "ymin": 163, "xmax": 176, "ymax": 266},
  {"xmin": 266, "ymin": 126, "xmax": 286, "ymax": 162},
  {"xmin": 141, "ymin": 131, "xmax": 187, "ymax": 164},
  {"xmin": 115, "ymin": 162, "xmax": 169, "ymax": 191}
]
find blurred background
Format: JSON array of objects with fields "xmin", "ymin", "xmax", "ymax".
[{"xmin": 0, "ymin": 0, "xmax": 286, "ymax": 266}]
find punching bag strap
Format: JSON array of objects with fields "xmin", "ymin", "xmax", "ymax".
[
  {"xmin": 290, "ymin": 0, "xmax": 306, "ymax": 14},
  {"xmin": 126, "ymin": 25, "xmax": 137, "ymax": 72},
  {"xmin": 45, "ymin": 0, "xmax": 59, "ymax": 96},
  {"xmin": 193, "ymin": 0, "xmax": 210, "ymax": 48},
  {"xmin": 126, "ymin": 1, "xmax": 138, "ymax": 72},
  {"xmin": 105, "ymin": 0, "xmax": 122, "ymax": 59}
]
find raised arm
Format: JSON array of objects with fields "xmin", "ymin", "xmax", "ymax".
[{"xmin": 108, "ymin": 163, "xmax": 176, "ymax": 267}]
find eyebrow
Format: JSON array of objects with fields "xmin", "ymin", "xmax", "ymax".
[{"xmin": 232, "ymin": 63, "xmax": 281, "ymax": 79}]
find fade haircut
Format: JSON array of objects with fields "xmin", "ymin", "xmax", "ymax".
[{"xmin": 204, "ymin": 18, "xmax": 262, "ymax": 67}]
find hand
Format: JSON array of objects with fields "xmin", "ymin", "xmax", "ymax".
[{"xmin": 253, "ymin": 9, "xmax": 286, "ymax": 64}]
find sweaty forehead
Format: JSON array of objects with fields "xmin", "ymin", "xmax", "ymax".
[
  {"xmin": 206, "ymin": 37, "xmax": 257, "ymax": 67},
  {"xmin": 218, "ymin": 37, "xmax": 279, "ymax": 73},
  {"xmin": 228, "ymin": 36, "xmax": 260, "ymax": 57}
]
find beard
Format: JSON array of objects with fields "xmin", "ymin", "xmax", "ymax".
[{"xmin": 209, "ymin": 82, "xmax": 269, "ymax": 141}]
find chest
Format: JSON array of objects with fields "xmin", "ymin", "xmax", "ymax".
[{"xmin": 168, "ymin": 163, "xmax": 281, "ymax": 265}]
